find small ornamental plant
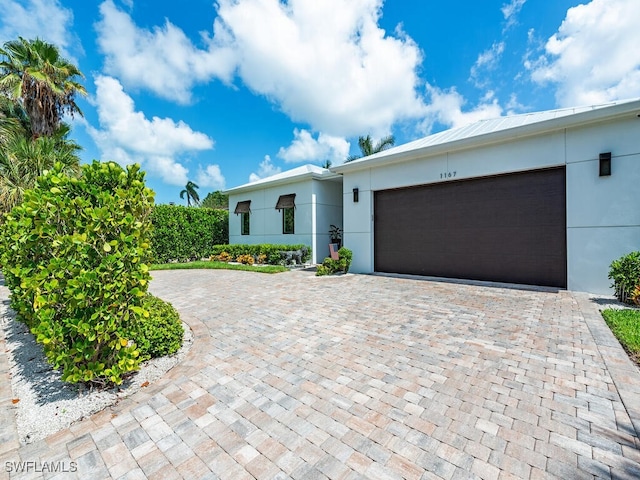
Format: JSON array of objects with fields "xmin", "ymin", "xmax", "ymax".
[
  {"xmin": 0, "ymin": 161, "xmax": 154, "ymax": 385},
  {"xmin": 236, "ymin": 254, "xmax": 255, "ymax": 265},
  {"xmin": 316, "ymin": 247, "xmax": 353, "ymax": 276}
]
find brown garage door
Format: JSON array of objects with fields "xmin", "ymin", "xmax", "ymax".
[{"xmin": 374, "ymin": 167, "xmax": 567, "ymax": 288}]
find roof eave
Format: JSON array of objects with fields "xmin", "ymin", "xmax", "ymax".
[
  {"xmin": 331, "ymin": 100, "xmax": 640, "ymax": 173},
  {"xmin": 224, "ymin": 170, "xmax": 341, "ymax": 195}
]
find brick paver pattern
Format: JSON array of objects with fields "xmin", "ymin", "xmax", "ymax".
[{"xmin": 1, "ymin": 269, "xmax": 640, "ymax": 479}]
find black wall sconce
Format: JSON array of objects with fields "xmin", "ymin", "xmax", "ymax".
[
  {"xmin": 599, "ymin": 152, "xmax": 611, "ymax": 177},
  {"xmin": 353, "ymin": 187, "xmax": 359, "ymax": 203}
]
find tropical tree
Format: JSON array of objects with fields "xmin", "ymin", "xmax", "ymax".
[
  {"xmin": 201, "ymin": 190, "xmax": 228, "ymax": 209},
  {"xmin": 321, "ymin": 160, "xmax": 332, "ymax": 169},
  {"xmin": 0, "ymin": 123, "xmax": 81, "ymax": 212},
  {"xmin": 180, "ymin": 181, "xmax": 200, "ymax": 206},
  {"xmin": 345, "ymin": 134, "xmax": 395, "ymax": 162},
  {"xmin": 0, "ymin": 37, "xmax": 86, "ymax": 138}
]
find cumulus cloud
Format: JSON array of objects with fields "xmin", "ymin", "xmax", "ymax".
[
  {"xmin": 0, "ymin": 0, "xmax": 78, "ymax": 59},
  {"xmin": 249, "ymin": 155, "xmax": 281, "ymax": 183},
  {"xmin": 196, "ymin": 164, "xmax": 225, "ymax": 190},
  {"xmin": 527, "ymin": 0, "xmax": 640, "ymax": 106},
  {"xmin": 95, "ymin": 0, "xmax": 425, "ymax": 136},
  {"xmin": 86, "ymin": 75, "xmax": 215, "ymax": 186},
  {"xmin": 214, "ymin": 0, "xmax": 425, "ymax": 137},
  {"xmin": 421, "ymin": 84, "xmax": 503, "ymax": 132},
  {"xmin": 277, "ymin": 129, "xmax": 350, "ymax": 164},
  {"xmin": 95, "ymin": 0, "xmax": 236, "ymax": 104}
]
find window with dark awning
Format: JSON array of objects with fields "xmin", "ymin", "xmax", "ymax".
[
  {"xmin": 275, "ymin": 194, "xmax": 296, "ymax": 210},
  {"xmin": 234, "ymin": 200, "xmax": 251, "ymax": 215}
]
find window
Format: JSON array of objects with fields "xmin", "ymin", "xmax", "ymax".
[
  {"xmin": 276, "ymin": 194, "xmax": 296, "ymax": 234},
  {"xmin": 283, "ymin": 207, "xmax": 294, "ymax": 234},
  {"xmin": 241, "ymin": 212, "xmax": 250, "ymax": 235},
  {"xmin": 234, "ymin": 200, "xmax": 251, "ymax": 235}
]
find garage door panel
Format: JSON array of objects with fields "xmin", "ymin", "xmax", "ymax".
[{"xmin": 374, "ymin": 168, "xmax": 567, "ymax": 288}]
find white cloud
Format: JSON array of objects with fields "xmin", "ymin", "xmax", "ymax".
[
  {"xmin": 196, "ymin": 164, "xmax": 226, "ymax": 190},
  {"xmin": 249, "ymin": 155, "xmax": 281, "ymax": 183},
  {"xmin": 95, "ymin": 0, "xmax": 236, "ymax": 104},
  {"xmin": 528, "ymin": 0, "xmax": 640, "ymax": 107},
  {"xmin": 214, "ymin": 0, "xmax": 425, "ymax": 137},
  {"xmin": 502, "ymin": 0, "xmax": 527, "ymax": 30},
  {"xmin": 470, "ymin": 42, "xmax": 505, "ymax": 87},
  {"xmin": 421, "ymin": 84, "xmax": 503, "ymax": 132},
  {"xmin": 277, "ymin": 129, "xmax": 350, "ymax": 164},
  {"xmin": 0, "ymin": 0, "xmax": 78, "ymax": 59},
  {"xmin": 86, "ymin": 75, "xmax": 215, "ymax": 186},
  {"xmin": 96, "ymin": 0, "xmax": 425, "ymax": 135}
]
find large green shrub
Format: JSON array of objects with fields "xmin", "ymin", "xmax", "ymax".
[
  {"xmin": 609, "ymin": 251, "xmax": 640, "ymax": 304},
  {"xmin": 151, "ymin": 205, "xmax": 228, "ymax": 263},
  {"xmin": 133, "ymin": 294, "xmax": 183, "ymax": 359},
  {"xmin": 0, "ymin": 161, "xmax": 154, "ymax": 385}
]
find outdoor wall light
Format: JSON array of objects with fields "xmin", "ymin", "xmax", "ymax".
[
  {"xmin": 353, "ymin": 187, "xmax": 359, "ymax": 203},
  {"xmin": 599, "ymin": 152, "xmax": 612, "ymax": 177}
]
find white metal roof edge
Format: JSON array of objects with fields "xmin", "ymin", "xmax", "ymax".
[
  {"xmin": 224, "ymin": 164, "xmax": 340, "ymax": 194},
  {"xmin": 331, "ymin": 98, "xmax": 640, "ymax": 174}
]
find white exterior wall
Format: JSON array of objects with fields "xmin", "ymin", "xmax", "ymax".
[
  {"xmin": 313, "ymin": 180, "xmax": 343, "ymax": 261},
  {"xmin": 228, "ymin": 178, "xmax": 343, "ymax": 264},
  {"xmin": 343, "ymin": 117, "xmax": 640, "ymax": 294},
  {"xmin": 565, "ymin": 117, "xmax": 640, "ymax": 294}
]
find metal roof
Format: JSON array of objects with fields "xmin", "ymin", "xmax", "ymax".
[
  {"xmin": 224, "ymin": 164, "xmax": 340, "ymax": 194},
  {"xmin": 332, "ymin": 98, "xmax": 640, "ymax": 173}
]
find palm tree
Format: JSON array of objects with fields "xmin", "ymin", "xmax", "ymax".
[
  {"xmin": 0, "ymin": 37, "xmax": 86, "ymax": 138},
  {"xmin": 345, "ymin": 134, "xmax": 395, "ymax": 162},
  {"xmin": 180, "ymin": 181, "xmax": 200, "ymax": 206},
  {"xmin": 0, "ymin": 123, "xmax": 81, "ymax": 212}
]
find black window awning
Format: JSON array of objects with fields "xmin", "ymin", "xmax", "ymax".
[
  {"xmin": 234, "ymin": 200, "xmax": 251, "ymax": 215},
  {"xmin": 275, "ymin": 194, "xmax": 296, "ymax": 210}
]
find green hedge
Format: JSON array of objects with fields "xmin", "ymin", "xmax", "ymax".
[
  {"xmin": 212, "ymin": 244, "xmax": 311, "ymax": 264},
  {"xmin": 151, "ymin": 205, "xmax": 228, "ymax": 263},
  {"xmin": 0, "ymin": 161, "xmax": 154, "ymax": 385}
]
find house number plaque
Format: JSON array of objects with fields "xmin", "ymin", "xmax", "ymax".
[{"xmin": 439, "ymin": 171, "xmax": 457, "ymax": 179}]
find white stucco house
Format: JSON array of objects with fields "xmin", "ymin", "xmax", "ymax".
[
  {"xmin": 226, "ymin": 98, "xmax": 640, "ymax": 294},
  {"xmin": 225, "ymin": 165, "xmax": 343, "ymax": 264}
]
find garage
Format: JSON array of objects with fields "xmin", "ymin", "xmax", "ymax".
[{"xmin": 374, "ymin": 167, "xmax": 567, "ymax": 288}]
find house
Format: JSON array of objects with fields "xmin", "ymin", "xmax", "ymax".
[
  {"xmin": 225, "ymin": 165, "xmax": 343, "ymax": 264},
  {"xmin": 226, "ymin": 98, "xmax": 640, "ymax": 294},
  {"xmin": 332, "ymin": 98, "xmax": 640, "ymax": 294}
]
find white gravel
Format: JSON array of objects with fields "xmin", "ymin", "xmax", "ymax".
[{"xmin": 2, "ymin": 310, "xmax": 193, "ymax": 445}]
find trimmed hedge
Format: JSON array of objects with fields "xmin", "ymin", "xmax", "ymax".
[
  {"xmin": 211, "ymin": 244, "xmax": 311, "ymax": 265},
  {"xmin": 151, "ymin": 205, "xmax": 228, "ymax": 263},
  {"xmin": 0, "ymin": 161, "xmax": 154, "ymax": 385}
]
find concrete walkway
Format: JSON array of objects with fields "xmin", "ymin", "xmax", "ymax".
[{"xmin": 1, "ymin": 269, "xmax": 640, "ymax": 479}]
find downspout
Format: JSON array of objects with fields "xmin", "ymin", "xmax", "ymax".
[{"xmin": 311, "ymin": 193, "xmax": 317, "ymax": 264}]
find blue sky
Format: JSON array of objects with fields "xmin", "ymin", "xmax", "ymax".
[{"xmin": 1, "ymin": 0, "xmax": 639, "ymax": 205}]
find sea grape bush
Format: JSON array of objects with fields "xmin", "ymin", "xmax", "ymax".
[{"xmin": 0, "ymin": 161, "xmax": 154, "ymax": 385}]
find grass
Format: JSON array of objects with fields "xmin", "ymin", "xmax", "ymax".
[
  {"xmin": 150, "ymin": 260, "xmax": 288, "ymax": 274},
  {"xmin": 602, "ymin": 308, "xmax": 640, "ymax": 364}
]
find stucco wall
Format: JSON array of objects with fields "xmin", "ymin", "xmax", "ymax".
[
  {"xmin": 342, "ymin": 115, "xmax": 640, "ymax": 294},
  {"xmin": 565, "ymin": 117, "xmax": 640, "ymax": 293},
  {"xmin": 228, "ymin": 178, "xmax": 343, "ymax": 264}
]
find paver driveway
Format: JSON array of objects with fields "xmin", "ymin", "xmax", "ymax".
[{"xmin": 2, "ymin": 269, "xmax": 640, "ymax": 479}]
